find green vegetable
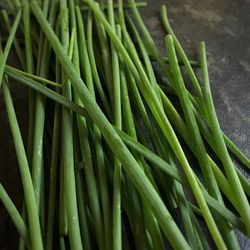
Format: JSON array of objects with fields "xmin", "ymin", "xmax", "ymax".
[{"xmin": 0, "ymin": 1, "xmax": 249, "ymax": 249}]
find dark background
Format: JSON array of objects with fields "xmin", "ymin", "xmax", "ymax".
[{"xmin": 0, "ymin": 0, "xmax": 249, "ymax": 249}]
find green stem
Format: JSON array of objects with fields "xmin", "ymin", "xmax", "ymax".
[
  {"xmin": 111, "ymin": 21, "xmax": 122, "ymax": 250},
  {"xmin": 87, "ymin": 3, "xmax": 228, "ymax": 249},
  {"xmin": 94, "ymin": 3, "xmax": 113, "ymax": 104},
  {"xmin": 166, "ymin": 34, "xmax": 239, "ymax": 249},
  {"xmin": 166, "ymin": 35, "xmax": 226, "ymax": 249},
  {"xmin": 31, "ymin": 2, "xmax": 190, "ymax": 248},
  {"xmin": 5, "ymin": 65, "xmax": 88, "ymax": 117},
  {"xmin": 80, "ymin": 1, "xmax": 147, "ymax": 10},
  {"xmin": 23, "ymin": 2, "xmax": 35, "ymax": 165},
  {"xmin": 0, "ymin": 184, "xmax": 29, "ymax": 245},
  {"xmin": 86, "ymin": 12, "xmax": 112, "ymax": 119},
  {"xmin": 7, "ymin": 61, "xmax": 244, "ymax": 233},
  {"xmin": 75, "ymin": 6, "xmax": 105, "ymax": 250},
  {"xmin": 224, "ymin": 134, "xmax": 250, "ymax": 169},
  {"xmin": 2, "ymin": 9, "xmax": 25, "ymax": 69},
  {"xmin": 200, "ymin": 41, "xmax": 250, "ymax": 235},
  {"xmin": 0, "ymin": 9, "xmax": 21, "ymax": 87},
  {"xmin": 60, "ymin": 1, "xmax": 83, "ymax": 249},
  {"xmin": 2, "ymin": 79, "xmax": 43, "ymax": 250},
  {"xmin": 45, "ymin": 101, "xmax": 60, "ymax": 250},
  {"xmin": 127, "ymin": 0, "xmax": 173, "ymax": 82},
  {"xmin": 160, "ymin": 5, "xmax": 202, "ymax": 98}
]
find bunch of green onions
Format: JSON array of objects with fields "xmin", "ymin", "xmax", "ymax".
[{"xmin": 0, "ymin": 0, "xmax": 249, "ymax": 249}]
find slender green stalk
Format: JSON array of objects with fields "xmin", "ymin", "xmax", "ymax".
[
  {"xmin": 59, "ymin": 153, "xmax": 68, "ymax": 236},
  {"xmin": 12, "ymin": 0, "xmax": 22, "ymax": 8},
  {"xmin": 194, "ymin": 110, "xmax": 250, "ymax": 197},
  {"xmin": 1, "ymin": 9, "xmax": 25, "ymax": 69},
  {"xmin": 166, "ymin": 34, "xmax": 239, "ymax": 249},
  {"xmin": 119, "ymin": 33, "xmax": 164, "ymax": 249},
  {"xmin": 158, "ymin": 87, "xmax": 240, "ymax": 209},
  {"xmin": 120, "ymin": 37, "xmax": 178, "ymax": 206},
  {"xmin": 31, "ymin": 2, "xmax": 191, "ymax": 248},
  {"xmin": 18, "ymin": 4, "xmax": 35, "ymax": 248},
  {"xmin": 165, "ymin": 36, "xmax": 215, "ymax": 194},
  {"xmin": 125, "ymin": 15, "xmax": 193, "ymax": 216},
  {"xmin": 74, "ymin": 138, "xmax": 92, "ymax": 250},
  {"xmin": 127, "ymin": 0, "xmax": 173, "ymax": 82},
  {"xmin": 32, "ymin": 1, "xmax": 59, "ymax": 236},
  {"xmin": 117, "ymin": 126, "xmax": 244, "ymax": 231},
  {"xmin": 0, "ymin": 9, "xmax": 21, "ymax": 87},
  {"xmin": 126, "ymin": 72, "xmax": 177, "ymax": 202},
  {"xmin": 75, "ymin": 7, "xmax": 105, "ymax": 250},
  {"xmin": 107, "ymin": 6, "xmax": 122, "ymax": 246},
  {"xmin": 160, "ymin": 2, "xmax": 249, "ymax": 186},
  {"xmin": 2, "ymin": 78, "xmax": 43, "ymax": 250},
  {"xmin": 57, "ymin": 0, "xmax": 68, "ymax": 240},
  {"xmin": 28, "ymin": 1, "xmax": 244, "ymax": 234},
  {"xmin": 189, "ymin": 209, "xmax": 210, "ymax": 250},
  {"xmin": 120, "ymin": 7, "xmax": 169, "ymax": 245},
  {"xmin": 6, "ymin": 61, "xmax": 244, "ymax": 233},
  {"xmin": 86, "ymin": 12, "xmax": 112, "ymax": 119},
  {"xmin": 86, "ymin": 3, "xmax": 230, "ymax": 249},
  {"xmin": 174, "ymin": 182, "xmax": 199, "ymax": 249},
  {"xmin": 200, "ymin": 41, "xmax": 250, "ymax": 235},
  {"xmin": 152, "ymin": 55, "xmax": 200, "ymax": 67},
  {"xmin": 86, "ymin": 35, "xmax": 112, "ymax": 250},
  {"xmin": 111, "ymin": 22, "xmax": 123, "ymax": 250},
  {"xmin": 185, "ymin": 71, "xmax": 250, "ymax": 196},
  {"xmin": 31, "ymin": 66, "xmax": 46, "ymax": 233},
  {"xmin": 0, "ymin": 184, "xmax": 29, "ymax": 245},
  {"xmin": 81, "ymin": 1, "xmax": 147, "ymax": 10},
  {"xmin": 126, "ymin": 15, "xmax": 161, "ymax": 101},
  {"xmin": 5, "ymin": 65, "xmax": 88, "ymax": 117},
  {"xmin": 45, "ymin": 97, "xmax": 60, "ymax": 250},
  {"xmin": 94, "ymin": 3, "xmax": 113, "ymax": 103},
  {"xmin": 60, "ymin": 1, "xmax": 83, "ymax": 249},
  {"xmin": 59, "ymin": 237, "xmax": 66, "ymax": 250},
  {"xmin": 23, "ymin": 1, "xmax": 35, "ymax": 165},
  {"xmin": 224, "ymin": 134, "xmax": 250, "ymax": 169},
  {"xmin": 161, "ymin": 5, "xmax": 202, "ymax": 97},
  {"xmin": 166, "ymin": 35, "xmax": 226, "ymax": 249},
  {"xmin": 6, "ymin": 60, "xmax": 245, "ymax": 229},
  {"xmin": 7, "ymin": 66, "xmax": 62, "ymax": 87}
]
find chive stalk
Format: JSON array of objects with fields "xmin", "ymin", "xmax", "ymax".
[
  {"xmin": 166, "ymin": 34, "xmax": 239, "ymax": 249},
  {"xmin": 75, "ymin": 6, "xmax": 106, "ymax": 250},
  {"xmin": 160, "ymin": 5, "xmax": 202, "ymax": 98},
  {"xmin": 111, "ymin": 20, "xmax": 123, "ymax": 250},
  {"xmin": 0, "ymin": 184, "xmax": 29, "ymax": 245},
  {"xmin": 2, "ymin": 9, "xmax": 25, "ymax": 69},
  {"xmin": 60, "ymin": 1, "xmax": 83, "ymax": 248},
  {"xmin": 1, "ymin": 1, "xmax": 248, "ymax": 249},
  {"xmin": 200, "ymin": 41, "xmax": 250, "ymax": 235},
  {"xmin": 0, "ymin": 9, "xmax": 21, "ymax": 88},
  {"xmin": 2, "ymin": 78, "xmax": 43, "ymax": 250},
  {"xmin": 31, "ymin": 2, "xmax": 191, "ymax": 248}
]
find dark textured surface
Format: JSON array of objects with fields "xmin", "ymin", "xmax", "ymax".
[{"xmin": 0, "ymin": 0, "xmax": 250, "ymax": 249}]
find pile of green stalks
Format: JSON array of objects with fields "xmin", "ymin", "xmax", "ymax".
[{"xmin": 0, "ymin": 0, "xmax": 250, "ymax": 249}]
